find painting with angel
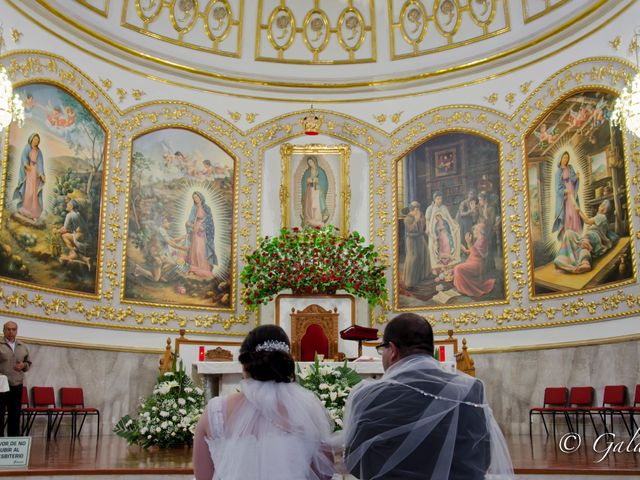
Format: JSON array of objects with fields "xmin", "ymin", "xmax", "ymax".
[
  {"xmin": 0, "ymin": 83, "xmax": 106, "ymax": 294},
  {"xmin": 123, "ymin": 128, "xmax": 235, "ymax": 309},
  {"xmin": 525, "ymin": 90, "xmax": 634, "ymax": 296}
]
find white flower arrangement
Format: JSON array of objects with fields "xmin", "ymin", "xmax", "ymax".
[
  {"xmin": 114, "ymin": 360, "xmax": 205, "ymax": 448},
  {"xmin": 296, "ymin": 355, "xmax": 362, "ymax": 431}
]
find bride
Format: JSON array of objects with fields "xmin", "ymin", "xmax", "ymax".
[{"xmin": 192, "ymin": 325, "xmax": 336, "ymax": 479}]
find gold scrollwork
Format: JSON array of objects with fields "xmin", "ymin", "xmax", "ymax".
[
  {"xmin": 469, "ymin": 0, "xmax": 496, "ymax": 29},
  {"xmin": 258, "ymin": 0, "xmax": 375, "ymax": 65},
  {"xmin": 204, "ymin": 0, "xmax": 233, "ymax": 43},
  {"xmin": 337, "ymin": 7, "xmax": 366, "ymax": 55},
  {"xmin": 302, "ymin": 9, "xmax": 331, "ymax": 57},
  {"xmin": 169, "ymin": 0, "xmax": 200, "ymax": 36},
  {"xmin": 433, "ymin": 0, "xmax": 461, "ymax": 39},
  {"xmin": 399, "ymin": 0, "xmax": 428, "ymax": 48},
  {"xmin": 390, "ymin": 0, "xmax": 509, "ymax": 60},
  {"xmin": 136, "ymin": 0, "xmax": 163, "ymax": 23},
  {"xmin": 126, "ymin": 0, "xmax": 243, "ymax": 58},
  {"xmin": 267, "ymin": 6, "xmax": 296, "ymax": 53}
]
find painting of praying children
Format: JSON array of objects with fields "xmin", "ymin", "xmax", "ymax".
[
  {"xmin": 123, "ymin": 127, "xmax": 235, "ymax": 309},
  {"xmin": 0, "ymin": 83, "xmax": 106, "ymax": 294}
]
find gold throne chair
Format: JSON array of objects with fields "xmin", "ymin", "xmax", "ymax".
[{"xmin": 290, "ymin": 304, "xmax": 339, "ymax": 361}]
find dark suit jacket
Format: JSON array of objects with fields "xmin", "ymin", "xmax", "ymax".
[{"xmin": 346, "ymin": 366, "xmax": 491, "ymax": 479}]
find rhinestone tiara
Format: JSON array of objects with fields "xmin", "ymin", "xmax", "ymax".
[{"xmin": 255, "ymin": 340, "xmax": 290, "ymax": 353}]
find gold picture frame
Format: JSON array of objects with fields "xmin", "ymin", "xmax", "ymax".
[{"xmin": 280, "ymin": 143, "xmax": 351, "ymax": 231}]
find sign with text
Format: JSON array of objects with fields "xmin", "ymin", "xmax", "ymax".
[{"xmin": 0, "ymin": 437, "xmax": 30, "ymax": 467}]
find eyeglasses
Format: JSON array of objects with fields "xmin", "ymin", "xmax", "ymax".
[{"xmin": 375, "ymin": 342, "xmax": 390, "ymax": 355}]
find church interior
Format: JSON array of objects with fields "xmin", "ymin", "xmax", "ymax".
[{"xmin": 0, "ymin": 0, "xmax": 640, "ymax": 478}]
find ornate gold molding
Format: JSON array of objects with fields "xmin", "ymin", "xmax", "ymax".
[
  {"xmin": 17, "ymin": 0, "xmax": 625, "ymax": 91},
  {"xmin": 256, "ymin": 0, "xmax": 376, "ymax": 64},
  {"xmin": 389, "ymin": 0, "xmax": 510, "ymax": 60},
  {"xmin": 121, "ymin": 0, "xmax": 244, "ymax": 58}
]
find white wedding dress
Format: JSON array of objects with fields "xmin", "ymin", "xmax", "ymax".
[{"xmin": 205, "ymin": 379, "xmax": 335, "ymax": 480}]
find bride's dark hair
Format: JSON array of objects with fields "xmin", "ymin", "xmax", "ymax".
[{"xmin": 238, "ymin": 325, "xmax": 295, "ymax": 383}]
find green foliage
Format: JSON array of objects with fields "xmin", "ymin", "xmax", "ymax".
[
  {"xmin": 240, "ymin": 226, "xmax": 387, "ymax": 310},
  {"xmin": 17, "ymin": 233, "xmax": 37, "ymax": 248},
  {"xmin": 51, "ymin": 169, "xmax": 83, "ymax": 222},
  {"xmin": 296, "ymin": 355, "xmax": 362, "ymax": 430},
  {"xmin": 113, "ymin": 360, "xmax": 205, "ymax": 448}
]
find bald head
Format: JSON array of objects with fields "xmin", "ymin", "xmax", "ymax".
[{"xmin": 3, "ymin": 321, "xmax": 17, "ymax": 342}]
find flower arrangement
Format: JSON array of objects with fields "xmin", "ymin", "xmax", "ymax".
[
  {"xmin": 113, "ymin": 361, "xmax": 204, "ymax": 448},
  {"xmin": 241, "ymin": 225, "xmax": 387, "ymax": 310},
  {"xmin": 296, "ymin": 355, "xmax": 362, "ymax": 430}
]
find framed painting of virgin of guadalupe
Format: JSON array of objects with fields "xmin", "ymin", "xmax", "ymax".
[
  {"xmin": 280, "ymin": 143, "xmax": 351, "ymax": 231},
  {"xmin": 122, "ymin": 127, "xmax": 236, "ymax": 310}
]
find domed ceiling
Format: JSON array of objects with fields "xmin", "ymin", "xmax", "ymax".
[{"xmin": 17, "ymin": 0, "xmax": 620, "ymax": 94}]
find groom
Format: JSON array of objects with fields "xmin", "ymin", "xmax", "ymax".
[{"xmin": 343, "ymin": 313, "xmax": 501, "ymax": 479}]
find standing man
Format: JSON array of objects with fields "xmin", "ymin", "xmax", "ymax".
[
  {"xmin": 343, "ymin": 313, "xmax": 513, "ymax": 479},
  {"xmin": 0, "ymin": 321, "xmax": 32, "ymax": 436},
  {"xmin": 402, "ymin": 201, "xmax": 430, "ymax": 289}
]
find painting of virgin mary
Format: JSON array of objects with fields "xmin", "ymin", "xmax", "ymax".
[
  {"xmin": 185, "ymin": 191, "xmax": 217, "ymax": 278},
  {"xmin": 301, "ymin": 155, "xmax": 329, "ymax": 227}
]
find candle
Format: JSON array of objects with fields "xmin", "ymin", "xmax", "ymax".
[
  {"xmin": 439, "ymin": 346, "xmax": 445, "ymax": 362},
  {"xmin": 199, "ymin": 346, "xmax": 205, "ymax": 361}
]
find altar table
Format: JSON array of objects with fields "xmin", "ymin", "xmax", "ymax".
[{"xmin": 195, "ymin": 361, "xmax": 384, "ymax": 402}]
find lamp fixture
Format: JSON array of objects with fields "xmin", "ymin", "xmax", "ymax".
[
  {"xmin": 611, "ymin": 28, "xmax": 640, "ymax": 138},
  {"xmin": 0, "ymin": 25, "xmax": 24, "ymax": 132},
  {"xmin": 300, "ymin": 105, "xmax": 322, "ymax": 136}
]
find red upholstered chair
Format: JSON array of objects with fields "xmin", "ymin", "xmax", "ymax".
[
  {"xmin": 300, "ymin": 324, "xmax": 330, "ymax": 362},
  {"xmin": 29, "ymin": 386, "xmax": 63, "ymax": 438},
  {"xmin": 20, "ymin": 386, "xmax": 34, "ymax": 435},
  {"xmin": 559, "ymin": 387, "xmax": 599, "ymax": 437},
  {"xmin": 591, "ymin": 385, "xmax": 631, "ymax": 435},
  {"xmin": 629, "ymin": 385, "xmax": 640, "ymax": 430},
  {"xmin": 57, "ymin": 388, "xmax": 100, "ymax": 437},
  {"xmin": 529, "ymin": 387, "xmax": 568, "ymax": 437}
]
